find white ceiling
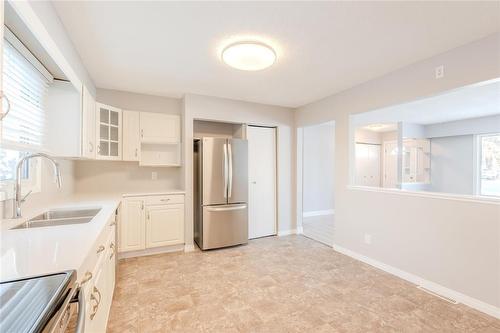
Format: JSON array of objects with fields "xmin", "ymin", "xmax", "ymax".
[
  {"xmin": 352, "ymin": 80, "xmax": 500, "ymax": 126},
  {"xmin": 53, "ymin": 1, "xmax": 500, "ymax": 108}
]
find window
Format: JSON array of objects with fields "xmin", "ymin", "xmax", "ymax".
[
  {"xmin": 0, "ymin": 27, "xmax": 52, "ymax": 198},
  {"xmin": 478, "ymin": 134, "xmax": 500, "ymax": 197}
]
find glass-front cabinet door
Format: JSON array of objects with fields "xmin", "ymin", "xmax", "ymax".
[{"xmin": 96, "ymin": 103, "xmax": 122, "ymax": 160}]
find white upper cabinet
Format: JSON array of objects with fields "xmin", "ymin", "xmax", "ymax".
[
  {"xmin": 140, "ymin": 113, "xmax": 180, "ymax": 144},
  {"xmin": 122, "ymin": 110, "xmax": 140, "ymax": 161},
  {"xmin": 81, "ymin": 86, "xmax": 96, "ymax": 159},
  {"xmin": 96, "ymin": 103, "xmax": 122, "ymax": 160}
]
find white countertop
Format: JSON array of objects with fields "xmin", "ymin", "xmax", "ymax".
[
  {"xmin": 122, "ymin": 190, "xmax": 185, "ymax": 197},
  {"xmin": 0, "ymin": 198, "xmax": 121, "ymax": 282}
]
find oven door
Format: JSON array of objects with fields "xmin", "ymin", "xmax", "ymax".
[{"xmin": 65, "ymin": 287, "xmax": 85, "ymax": 333}]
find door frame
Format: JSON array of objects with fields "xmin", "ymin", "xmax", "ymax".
[
  {"xmin": 296, "ymin": 121, "xmax": 336, "ymax": 241},
  {"xmin": 246, "ymin": 124, "xmax": 278, "ymax": 238}
]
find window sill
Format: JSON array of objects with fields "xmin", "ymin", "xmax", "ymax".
[{"xmin": 347, "ymin": 185, "xmax": 500, "ymax": 205}]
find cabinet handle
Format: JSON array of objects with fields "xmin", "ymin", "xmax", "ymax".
[
  {"xmin": 97, "ymin": 145, "xmax": 101, "ymax": 154},
  {"xmin": 81, "ymin": 271, "xmax": 92, "ymax": 284},
  {"xmin": 89, "ymin": 142, "xmax": 94, "ymax": 153},
  {"xmin": 90, "ymin": 286, "xmax": 101, "ymax": 320},
  {"xmin": 141, "ymin": 129, "xmax": 144, "ymax": 138},
  {"xmin": 96, "ymin": 245, "xmax": 105, "ymax": 253},
  {"xmin": 0, "ymin": 91, "xmax": 11, "ymax": 120},
  {"xmin": 135, "ymin": 148, "xmax": 138, "ymax": 157},
  {"xmin": 109, "ymin": 242, "xmax": 115, "ymax": 259},
  {"xmin": 147, "ymin": 211, "xmax": 150, "ymax": 220},
  {"xmin": 109, "ymin": 220, "xmax": 117, "ymax": 226},
  {"xmin": 160, "ymin": 198, "xmax": 170, "ymax": 202},
  {"xmin": 141, "ymin": 201, "xmax": 144, "ymax": 210}
]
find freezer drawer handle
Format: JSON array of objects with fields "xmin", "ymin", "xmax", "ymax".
[
  {"xmin": 223, "ymin": 143, "xmax": 228, "ymax": 199},
  {"xmin": 206, "ymin": 204, "xmax": 247, "ymax": 212}
]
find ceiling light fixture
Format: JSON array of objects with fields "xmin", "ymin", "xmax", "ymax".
[{"xmin": 221, "ymin": 41, "xmax": 276, "ymax": 71}]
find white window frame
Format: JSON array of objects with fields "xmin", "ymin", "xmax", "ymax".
[
  {"xmin": 475, "ymin": 133, "xmax": 500, "ymax": 198},
  {"xmin": 0, "ymin": 26, "xmax": 52, "ymax": 201}
]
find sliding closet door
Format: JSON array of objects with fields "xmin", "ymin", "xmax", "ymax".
[{"xmin": 247, "ymin": 126, "xmax": 277, "ymax": 239}]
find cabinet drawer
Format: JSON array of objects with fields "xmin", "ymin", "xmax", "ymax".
[{"xmin": 145, "ymin": 194, "xmax": 184, "ymax": 206}]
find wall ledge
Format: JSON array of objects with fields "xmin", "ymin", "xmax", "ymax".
[{"xmin": 347, "ymin": 185, "xmax": 500, "ymax": 205}]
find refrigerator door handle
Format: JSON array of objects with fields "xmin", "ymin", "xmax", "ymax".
[
  {"xmin": 206, "ymin": 204, "xmax": 247, "ymax": 212},
  {"xmin": 223, "ymin": 143, "xmax": 228, "ymax": 199},
  {"xmin": 228, "ymin": 142, "xmax": 233, "ymax": 198}
]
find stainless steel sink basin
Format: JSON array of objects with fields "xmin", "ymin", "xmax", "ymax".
[
  {"xmin": 30, "ymin": 208, "xmax": 101, "ymax": 221},
  {"xmin": 12, "ymin": 208, "xmax": 101, "ymax": 230}
]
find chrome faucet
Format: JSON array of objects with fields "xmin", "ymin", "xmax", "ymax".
[{"xmin": 13, "ymin": 153, "xmax": 62, "ymax": 218}]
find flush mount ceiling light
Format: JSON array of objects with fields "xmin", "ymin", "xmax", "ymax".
[{"xmin": 221, "ymin": 41, "xmax": 276, "ymax": 71}]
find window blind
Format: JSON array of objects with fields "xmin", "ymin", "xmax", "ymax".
[{"xmin": 2, "ymin": 38, "xmax": 50, "ymax": 149}]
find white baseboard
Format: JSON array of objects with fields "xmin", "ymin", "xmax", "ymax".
[
  {"xmin": 303, "ymin": 209, "xmax": 335, "ymax": 217},
  {"xmin": 278, "ymin": 229, "xmax": 298, "ymax": 236},
  {"xmin": 118, "ymin": 244, "xmax": 185, "ymax": 259},
  {"xmin": 332, "ymin": 244, "xmax": 500, "ymax": 320},
  {"xmin": 184, "ymin": 244, "xmax": 196, "ymax": 252},
  {"xmin": 296, "ymin": 226, "xmax": 303, "ymax": 234}
]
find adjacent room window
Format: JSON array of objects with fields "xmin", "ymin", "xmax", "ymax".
[
  {"xmin": 0, "ymin": 28, "xmax": 51, "ymax": 197},
  {"xmin": 478, "ymin": 134, "xmax": 500, "ymax": 197}
]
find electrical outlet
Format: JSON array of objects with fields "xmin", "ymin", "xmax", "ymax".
[
  {"xmin": 364, "ymin": 233, "xmax": 372, "ymax": 245},
  {"xmin": 151, "ymin": 171, "xmax": 158, "ymax": 180},
  {"xmin": 435, "ymin": 65, "xmax": 444, "ymax": 79}
]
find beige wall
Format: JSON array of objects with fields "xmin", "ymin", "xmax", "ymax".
[
  {"xmin": 74, "ymin": 160, "xmax": 181, "ymax": 195},
  {"xmin": 295, "ymin": 33, "xmax": 500, "ymax": 312},
  {"xmin": 183, "ymin": 94, "xmax": 295, "ymax": 247}
]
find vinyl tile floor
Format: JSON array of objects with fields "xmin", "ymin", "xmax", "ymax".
[{"xmin": 107, "ymin": 235, "xmax": 500, "ymax": 333}]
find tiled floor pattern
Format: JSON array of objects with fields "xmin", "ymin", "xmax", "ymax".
[{"xmin": 108, "ymin": 235, "xmax": 500, "ymax": 332}]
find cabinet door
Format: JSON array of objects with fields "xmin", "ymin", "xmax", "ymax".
[
  {"xmin": 96, "ymin": 103, "xmax": 122, "ymax": 160},
  {"xmin": 145, "ymin": 204, "xmax": 184, "ymax": 248},
  {"xmin": 122, "ymin": 110, "xmax": 140, "ymax": 161},
  {"xmin": 82, "ymin": 86, "xmax": 96, "ymax": 159},
  {"xmin": 140, "ymin": 112, "xmax": 180, "ymax": 144},
  {"xmin": 119, "ymin": 199, "xmax": 145, "ymax": 252}
]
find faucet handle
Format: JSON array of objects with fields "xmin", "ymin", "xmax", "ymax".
[{"xmin": 21, "ymin": 190, "xmax": 33, "ymax": 203}]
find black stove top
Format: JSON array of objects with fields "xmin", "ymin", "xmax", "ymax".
[{"xmin": 0, "ymin": 271, "xmax": 75, "ymax": 333}]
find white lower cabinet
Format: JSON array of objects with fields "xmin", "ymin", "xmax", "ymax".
[
  {"xmin": 79, "ymin": 214, "xmax": 117, "ymax": 333},
  {"xmin": 119, "ymin": 199, "xmax": 145, "ymax": 252},
  {"xmin": 145, "ymin": 204, "xmax": 184, "ymax": 248},
  {"xmin": 120, "ymin": 194, "xmax": 185, "ymax": 254}
]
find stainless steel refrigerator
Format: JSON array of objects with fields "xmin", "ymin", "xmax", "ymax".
[{"xmin": 194, "ymin": 137, "xmax": 248, "ymax": 250}]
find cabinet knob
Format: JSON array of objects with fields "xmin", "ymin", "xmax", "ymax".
[
  {"xmin": 96, "ymin": 245, "xmax": 105, "ymax": 253},
  {"xmin": 81, "ymin": 271, "xmax": 92, "ymax": 284}
]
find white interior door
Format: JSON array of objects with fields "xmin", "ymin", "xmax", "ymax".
[
  {"xmin": 247, "ymin": 126, "xmax": 277, "ymax": 239},
  {"xmin": 383, "ymin": 141, "xmax": 398, "ymax": 188}
]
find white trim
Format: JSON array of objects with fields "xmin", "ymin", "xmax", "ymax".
[
  {"xmin": 303, "ymin": 209, "xmax": 335, "ymax": 217},
  {"xmin": 3, "ymin": 26, "xmax": 54, "ymax": 82},
  {"xmin": 117, "ymin": 244, "xmax": 185, "ymax": 259},
  {"xmin": 296, "ymin": 225, "xmax": 303, "ymax": 234},
  {"xmin": 277, "ymin": 229, "xmax": 298, "ymax": 236},
  {"xmin": 347, "ymin": 185, "xmax": 500, "ymax": 205},
  {"xmin": 332, "ymin": 243, "xmax": 500, "ymax": 320},
  {"xmin": 184, "ymin": 244, "xmax": 196, "ymax": 252}
]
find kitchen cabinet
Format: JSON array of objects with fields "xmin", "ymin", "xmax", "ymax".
[
  {"xmin": 119, "ymin": 199, "xmax": 146, "ymax": 252},
  {"xmin": 145, "ymin": 204, "xmax": 184, "ymax": 248},
  {"xmin": 122, "ymin": 110, "xmax": 140, "ymax": 161},
  {"xmin": 81, "ymin": 86, "xmax": 96, "ymax": 159},
  {"xmin": 140, "ymin": 113, "xmax": 180, "ymax": 144},
  {"xmin": 403, "ymin": 139, "xmax": 430, "ymax": 184},
  {"xmin": 96, "ymin": 103, "xmax": 122, "ymax": 160},
  {"xmin": 79, "ymin": 212, "xmax": 117, "ymax": 333},
  {"xmin": 119, "ymin": 194, "xmax": 185, "ymax": 255}
]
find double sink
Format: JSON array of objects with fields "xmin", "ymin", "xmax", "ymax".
[{"xmin": 12, "ymin": 208, "xmax": 101, "ymax": 230}]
